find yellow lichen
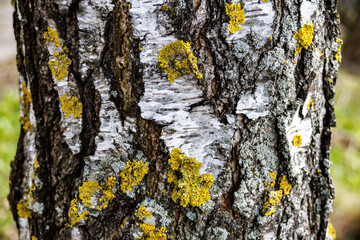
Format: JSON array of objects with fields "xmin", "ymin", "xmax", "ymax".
[
  {"xmin": 167, "ymin": 148, "xmax": 213, "ymax": 207},
  {"xmin": 28, "ymin": 156, "xmax": 40, "ymax": 202},
  {"xmin": 294, "ymin": 23, "xmax": 314, "ymax": 56},
  {"xmin": 307, "ymin": 98, "xmax": 314, "ymax": 110},
  {"xmin": 17, "ymin": 199, "xmax": 31, "ymax": 218},
  {"xmin": 139, "ymin": 42, "xmax": 143, "ymax": 51},
  {"xmin": 20, "ymin": 82, "xmax": 33, "ymax": 131},
  {"xmin": 334, "ymin": 39, "xmax": 343, "ymax": 63},
  {"xmin": 328, "ymin": 222, "xmax": 336, "ymax": 239},
  {"xmin": 59, "ymin": 94, "xmax": 83, "ymax": 118},
  {"xmin": 66, "ymin": 198, "xmax": 80, "ymax": 227},
  {"xmin": 67, "ymin": 177, "xmax": 116, "ymax": 227},
  {"xmin": 43, "ymin": 27, "xmax": 61, "ymax": 47},
  {"xmin": 135, "ymin": 205, "xmax": 153, "ymax": 220},
  {"xmin": 279, "ymin": 175, "xmax": 292, "ymax": 195},
  {"xmin": 121, "ymin": 219, "xmax": 127, "ymax": 228},
  {"xmin": 161, "ymin": 5, "xmax": 169, "ymax": 11},
  {"xmin": 292, "ymin": 134, "xmax": 302, "ymax": 147},
  {"xmin": 48, "ymin": 47, "xmax": 72, "ymax": 81},
  {"xmin": 225, "ymin": 3, "xmax": 245, "ymax": 34},
  {"xmin": 96, "ymin": 176, "xmax": 116, "ymax": 211},
  {"xmin": 120, "ymin": 160, "xmax": 149, "ymax": 193},
  {"xmin": 32, "ymin": 236, "xmax": 38, "ymax": 240},
  {"xmin": 139, "ymin": 225, "xmax": 167, "ymax": 240},
  {"xmin": 158, "ymin": 40, "xmax": 203, "ymax": 83},
  {"xmin": 265, "ymin": 172, "xmax": 277, "ymax": 190},
  {"xmin": 79, "ymin": 180, "xmax": 100, "ymax": 208},
  {"xmin": 262, "ymin": 175, "xmax": 292, "ymax": 217},
  {"xmin": 269, "ymin": 36, "xmax": 273, "ymax": 41}
]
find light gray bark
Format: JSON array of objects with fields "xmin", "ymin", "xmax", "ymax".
[{"xmin": 9, "ymin": 0, "xmax": 340, "ymax": 239}]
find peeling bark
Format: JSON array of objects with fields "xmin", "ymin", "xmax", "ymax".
[{"xmin": 9, "ymin": 0, "xmax": 340, "ymax": 239}]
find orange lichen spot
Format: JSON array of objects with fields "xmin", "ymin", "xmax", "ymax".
[
  {"xmin": 43, "ymin": 27, "xmax": 61, "ymax": 47},
  {"xmin": 158, "ymin": 40, "xmax": 203, "ymax": 83},
  {"xmin": 328, "ymin": 78, "xmax": 332, "ymax": 83},
  {"xmin": 135, "ymin": 206, "xmax": 153, "ymax": 220},
  {"xmin": 161, "ymin": 5, "xmax": 169, "ymax": 11},
  {"xmin": 328, "ymin": 222, "xmax": 336, "ymax": 239},
  {"xmin": 48, "ymin": 47, "xmax": 72, "ymax": 81},
  {"xmin": 317, "ymin": 169, "xmax": 322, "ymax": 173},
  {"xmin": 167, "ymin": 148, "xmax": 213, "ymax": 207},
  {"xmin": 292, "ymin": 134, "xmax": 302, "ymax": 147},
  {"xmin": 294, "ymin": 23, "xmax": 314, "ymax": 56},
  {"xmin": 307, "ymin": 98, "xmax": 314, "ymax": 110},
  {"xmin": 334, "ymin": 39, "xmax": 343, "ymax": 63},
  {"xmin": 120, "ymin": 160, "xmax": 149, "ymax": 193},
  {"xmin": 269, "ymin": 36, "xmax": 273, "ymax": 41},
  {"xmin": 225, "ymin": 3, "xmax": 245, "ymax": 34},
  {"xmin": 17, "ymin": 199, "xmax": 31, "ymax": 218},
  {"xmin": 20, "ymin": 82, "xmax": 33, "ymax": 130},
  {"xmin": 59, "ymin": 94, "xmax": 83, "ymax": 118}
]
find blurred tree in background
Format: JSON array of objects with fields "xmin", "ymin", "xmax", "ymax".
[{"xmin": 338, "ymin": 0, "xmax": 360, "ymax": 72}]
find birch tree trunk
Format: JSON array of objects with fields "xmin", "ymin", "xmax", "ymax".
[{"xmin": 8, "ymin": 0, "xmax": 340, "ymax": 239}]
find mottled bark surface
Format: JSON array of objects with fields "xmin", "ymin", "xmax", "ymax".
[{"xmin": 9, "ymin": 0, "xmax": 340, "ymax": 239}]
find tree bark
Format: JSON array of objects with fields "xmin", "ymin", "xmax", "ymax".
[{"xmin": 9, "ymin": 0, "xmax": 340, "ymax": 239}]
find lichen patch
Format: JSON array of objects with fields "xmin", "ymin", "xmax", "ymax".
[
  {"xmin": 158, "ymin": 40, "xmax": 203, "ymax": 83},
  {"xmin": 59, "ymin": 94, "xmax": 83, "ymax": 118},
  {"xmin": 294, "ymin": 22, "xmax": 314, "ymax": 56},
  {"xmin": 167, "ymin": 148, "xmax": 213, "ymax": 207},
  {"xmin": 120, "ymin": 160, "xmax": 149, "ymax": 193},
  {"xmin": 225, "ymin": 3, "xmax": 245, "ymax": 34},
  {"xmin": 262, "ymin": 173, "xmax": 292, "ymax": 217}
]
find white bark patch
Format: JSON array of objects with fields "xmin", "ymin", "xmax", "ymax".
[
  {"xmin": 300, "ymin": 1, "xmax": 318, "ymax": 25},
  {"xmin": 19, "ymin": 75, "xmax": 45, "ymax": 214},
  {"xmin": 236, "ymin": 82, "xmax": 270, "ymax": 119},
  {"xmin": 44, "ymin": 23, "xmax": 82, "ymax": 154},
  {"xmin": 85, "ymin": 69, "xmax": 136, "ymax": 180},
  {"xmin": 226, "ymin": 0, "xmax": 275, "ymax": 49},
  {"xmin": 18, "ymin": 218, "xmax": 30, "ymax": 240},
  {"xmin": 131, "ymin": 0, "xmax": 235, "ymax": 178},
  {"xmin": 77, "ymin": 0, "xmax": 114, "ymax": 77},
  {"xmin": 54, "ymin": 0, "xmax": 72, "ymax": 13},
  {"xmin": 71, "ymin": 227, "xmax": 83, "ymax": 240},
  {"xmin": 286, "ymin": 107, "xmax": 312, "ymax": 178}
]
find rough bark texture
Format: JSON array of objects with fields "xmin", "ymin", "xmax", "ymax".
[{"xmin": 9, "ymin": 0, "xmax": 340, "ymax": 239}]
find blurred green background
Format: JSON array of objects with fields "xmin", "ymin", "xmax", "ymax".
[{"xmin": 0, "ymin": 1, "xmax": 359, "ymax": 239}]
